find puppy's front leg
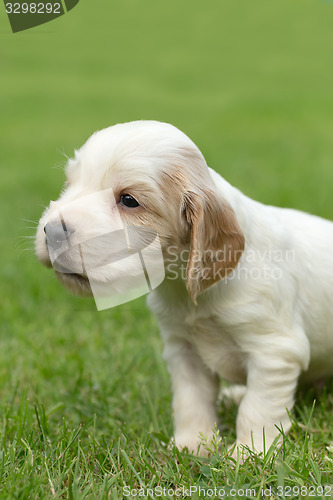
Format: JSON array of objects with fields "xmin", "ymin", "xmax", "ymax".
[
  {"xmin": 235, "ymin": 353, "xmax": 302, "ymax": 453},
  {"xmin": 163, "ymin": 338, "xmax": 219, "ymax": 456}
]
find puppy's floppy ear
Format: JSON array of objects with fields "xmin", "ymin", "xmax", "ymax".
[{"xmin": 183, "ymin": 188, "xmax": 245, "ymax": 303}]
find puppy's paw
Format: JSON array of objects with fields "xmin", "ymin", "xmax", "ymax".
[
  {"xmin": 218, "ymin": 385, "xmax": 246, "ymax": 408},
  {"xmin": 227, "ymin": 433, "xmax": 282, "ymax": 464},
  {"xmin": 173, "ymin": 428, "xmax": 221, "ymax": 457},
  {"xmin": 227, "ymin": 441, "xmax": 256, "ymax": 463},
  {"xmin": 173, "ymin": 435, "xmax": 209, "ymax": 456}
]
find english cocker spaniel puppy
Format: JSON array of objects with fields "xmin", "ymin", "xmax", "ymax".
[{"xmin": 35, "ymin": 120, "xmax": 333, "ymax": 456}]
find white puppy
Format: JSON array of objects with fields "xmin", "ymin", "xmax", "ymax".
[{"xmin": 36, "ymin": 120, "xmax": 333, "ymax": 455}]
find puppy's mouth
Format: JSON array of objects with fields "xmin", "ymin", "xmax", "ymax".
[{"xmin": 55, "ymin": 270, "xmax": 92, "ymax": 297}]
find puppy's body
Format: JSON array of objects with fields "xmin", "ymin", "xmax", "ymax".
[
  {"xmin": 36, "ymin": 121, "xmax": 333, "ymax": 455},
  {"xmin": 149, "ymin": 169, "xmax": 333, "ymax": 452}
]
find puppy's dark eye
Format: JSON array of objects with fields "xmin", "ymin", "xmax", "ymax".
[{"xmin": 120, "ymin": 194, "xmax": 140, "ymax": 208}]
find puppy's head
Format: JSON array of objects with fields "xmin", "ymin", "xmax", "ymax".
[{"xmin": 36, "ymin": 121, "xmax": 244, "ymax": 303}]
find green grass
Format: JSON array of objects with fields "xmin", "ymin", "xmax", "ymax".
[{"xmin": 1, "ymin": 0, "xmax": 333, "ymax": 497}]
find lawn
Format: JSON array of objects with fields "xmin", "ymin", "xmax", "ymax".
[{"xmin": 0, "ymin": 0, "xmax": 333, "ymax": 497}]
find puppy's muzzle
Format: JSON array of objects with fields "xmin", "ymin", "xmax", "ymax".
[
  {"xmin": 44, "ymin": 221, "xmax": 86, "ymax": 277},
  {"xmin": 44, "ymin": 222, "xmax": 71, "ymax": 251}
]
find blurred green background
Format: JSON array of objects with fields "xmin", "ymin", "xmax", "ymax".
[{"xmin": 0, "ymin": 0, "xmax": 333, "ymax": 493}]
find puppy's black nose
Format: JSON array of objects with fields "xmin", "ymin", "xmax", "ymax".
[{"xmin": 44, "ymin": 222, "xmax": 70, "ymax": 250}]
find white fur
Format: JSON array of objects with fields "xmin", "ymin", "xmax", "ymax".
[{"xmin": 36, "ymin": 120, "xmax": 333, "ymax": 456}]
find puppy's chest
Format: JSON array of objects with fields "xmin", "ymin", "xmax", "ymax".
[{"xmin": 184, "ymin": 313, "xmax": 247, "ymax": 384}]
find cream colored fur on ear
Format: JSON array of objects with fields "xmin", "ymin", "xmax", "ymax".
[{"xmin": 184, "ymin": 188, "xmax": 245, "ymax": 303}]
